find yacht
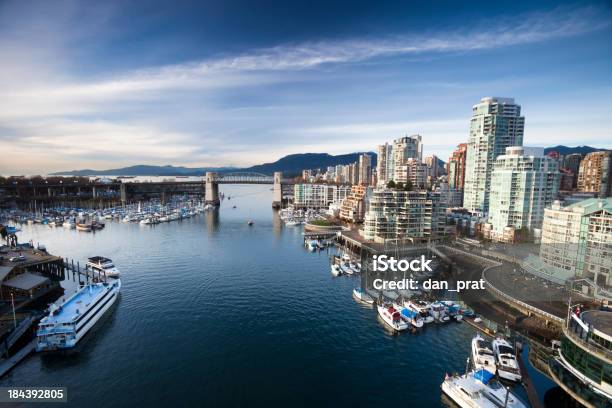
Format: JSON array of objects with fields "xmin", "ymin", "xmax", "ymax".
[
  {"xmin": 331, "ymin": 264, "xmax": 342, "ymax": 277},
  {"xmin": 471, "ymin": 334, "xmax": 496, "ymax": 376},
  {"xmin": 441, "ymin": 369, "xmax": 527, "ymax": 408},
  {"xmin": 36, "ymin": 279, "xmax": 121, "ymax": 352},
  {"xmin": 491, "ymin": 337, "xmax": 522, "ymax": 382},
  {"xmin": 430, "ymin": 301, "xmax": 450, "ymax": 323},
  {"xmin": 377, "ymin": 304, "xmax": 409, "ymax": 332},
  {"xmin": 393, "ymin": 302, "xmax": 424, "ymax": 328},
  {"xmin": 86, "ymin": 256, "xmax": 121, "ymax": 278},
  {"xmin": 352, "ymin": 288, "xmax": 374, "ymax": 305},
  {"xmin": 405, "ymin": 300, "xmax": 435, "ymax": 324}
]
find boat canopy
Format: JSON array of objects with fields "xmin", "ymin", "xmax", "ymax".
[
  {"xmin": 401, "ymin": 308, "xmax": 418, "ymax": 319},
  {"xmin": 474, "ymin": 369, "xmax": 495, "ymax": 385}
]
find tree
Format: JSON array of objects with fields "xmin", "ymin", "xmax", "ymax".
[
  {"xmin": 386, "ymin": 180, "xmax": 396, "ymax": 189},
  {"xmin": 403, "ymin": 180, "xmax": 413, "ymax": 191}
]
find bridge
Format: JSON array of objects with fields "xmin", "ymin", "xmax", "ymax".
[{"xmin": 204, "ymin": 172, "xmax": 286, "ymax": 207}]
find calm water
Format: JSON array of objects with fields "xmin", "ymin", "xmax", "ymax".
[{"xmin": 2, "ymin": 185, "xmax": 555, "ymax": 407}]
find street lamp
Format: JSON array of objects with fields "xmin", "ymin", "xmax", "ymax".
[{"xmin": 10, "ymin": 292, "xmax": 16, "ymax": 329}]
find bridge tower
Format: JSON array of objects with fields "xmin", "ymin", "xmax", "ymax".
[
  {"xmin": 272, "ymin": 171, "xmax": 283, "ymax": 208},
  {"xmin": 205, "ymin": 172, "xmax": 220, "ymax": 206}
]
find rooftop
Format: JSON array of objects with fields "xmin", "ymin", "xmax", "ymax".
[
  {"xmin": 42, "ymin": 284, "xmax": 105, "ymax": 325},
  {"xmin": 565, "ymin": 197, "xmax": 612, "ymax": 214},
  {"xmin": 581, "ymin": 310, "xmax": 612, "ymax": 337}
]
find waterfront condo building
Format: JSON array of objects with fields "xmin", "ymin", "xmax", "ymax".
[
  {"xmin": 339, "ymin": 185, "xmax": 368, "ymax": 223},
  {"xmin": 361, "ymin": 189, "xmax": 448, "ymax": 244},
  {"xmin": 524, "ymin": 198, "xmax": 612, "ymax": 298},
  {"xmin": 376, "ymin": 143, "xmax": 394, "ymax": 187},
  {"xmin": 486, "ymin": 147, "xmax": 560, "ymax": 242},
  {"xmin": 293, "ymin": 184, "xmax": 351, "ymax": 209},
  {"xmin": 463, "ymin": 97, "xmax": 525, "ymax": 215},
  {"xmin": 358, "ymin": 154, "xmax": 372, "ymax": 186},
  {"xmin": 577, "ymin": 151, "xmax": 612, "ymax": 197}
]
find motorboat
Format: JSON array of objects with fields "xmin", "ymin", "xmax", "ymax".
[
  {"xmin": 404, "ymin": 300, "xmax": 434, "ymax": 324},
  {"xmin": 377, "ymin": 304, "xmax": 409, "ymax": 332},
  {"xmin": 443, "ymin": 301, "xmax": 463, "ymax": 322},
  {"xmin": 86, "ymin": 256, "xmax": 121, "ymax": 278},
  {"xmin": 430, "ymin": 301, "xmax": 450, "ymax": 323},
  {"xmin": 352, "ymin": 288, "xmax": 374, "ymax": 305},
  {"xmin": 491, "ymin": 337, "xmax": 522, "ymax": 382},
  {"xmin": 339, "ymin": 263, "xmax": 354, "ymax": 275},
  {"xmin": 331, "ymin": 264, "xmax": 342, "ymax": 277},
  {"xmin": 393, "ymin": 302, "xmax": 423, "ymax": 328},
  {"xmin": 76, "ymin": 222, "xmax": 92, "ymax": 232},
  {"xmin": 62, "ymin": 219, "xmax": 76, "ymax": 229},
  {"xmin": 441, "ymin": 369, "xmax": 527, "ymax": 408},
  {"xmin": 471, "ymin": 334, "xmax": 496, "ymax": 376}
]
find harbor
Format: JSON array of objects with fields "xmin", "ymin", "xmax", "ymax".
[{"xmin": 0, "ymin": 185, "xmax": 598, "ymax": 407}]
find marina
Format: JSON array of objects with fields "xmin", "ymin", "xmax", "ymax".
[{"xmin": 0, "ymin": 185, "xmax": 578, "ymax": 406}]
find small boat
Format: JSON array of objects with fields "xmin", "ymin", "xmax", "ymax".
[
  {"xmin": 377, "ymin": 304, "xmax": 409, "ymax": 332},
  {"xmin": 471, "ymin": 334, "xmax": 496, "ymax": 376},
  {"xmin": 62, "ymin": 219, "xmax": 76, "ymax": 229},
  {"xmin": 285, "ymin": 219, "xmax": 298, "ymax": 226},
  {"xmin": 247, "ymin": 220, "xmax": 253, "ymax": 226},
  {"xmin": 86, "ymin": 256, "xmax": 121, "ymax": 278},
  {"xmin": 430, "ymin": 301, "xmax": 450, "ymax": 323},
  {"xmin": 443, "ymin": 301, "xmax": 463, "ymax": 322},
  {"xmin": 352, "ymin": 288, "xmax": 374, "ymax": 304},
  {"xmin": 76, "ymin": 222, "xmax": 92, "ymax": 232},
  {"xmin": 393, "ymin": 302, "xmax": 424, "ymax": 328},
  {"xmin": 441, "ymin": 369, "xmax": 527, "ymax": 408},
  {"xmin": 331, "ymin": 264, "xmax": 342, "ymax": 277},
  {"xmin": 36, "ymin": 279, "xmax": 121, "ymax": 352},
  {"xmin": 339, "ymin": 263, "xmax": 353, "ymax": 275},
  {"xmin": 140, "ymin": 218, "xmax": 152, "ymax": 225},
  {"xmin": 348, "ymin": 262, "xmax": 361, "ymax": 273},
  {"xmin": 492, "ymin": 337, "xmax": 522, "ymax": 382},
  {"xmin": 404, "ymin": 300, "xmax": 435, "ymax": 324},
  {"xmin": 306, "ymin": 240, "xmax": 318, "ymax": 252}
]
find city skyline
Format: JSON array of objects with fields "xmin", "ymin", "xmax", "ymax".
[{"xmin": 1, "ymin": 1, "xmax": 612, "ymax": 174}]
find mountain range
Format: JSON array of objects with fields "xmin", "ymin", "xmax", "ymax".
[{"xmin": 51, "ymin": 145, "xmax": 608, "ymax": 177}]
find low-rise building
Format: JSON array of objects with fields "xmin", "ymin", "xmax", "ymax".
[{"xmin": 293, "ymin": 184, "xmax": 351, "ymax": 209}]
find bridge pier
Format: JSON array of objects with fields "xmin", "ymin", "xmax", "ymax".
[
  {"xmin": 205, "ymin": 172, "xmax": 220, "ymax": 206},
  {"xmin": 272, "ymin": 172, "xmax": 283, "ymax": 208}
]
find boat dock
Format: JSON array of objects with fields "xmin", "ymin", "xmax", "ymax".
[{"xmin": 0, "ymin": 339, "xmax": 36, "ymax": 377}]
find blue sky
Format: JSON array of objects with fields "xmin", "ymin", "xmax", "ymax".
[{"xmin": 1, "ymin": 0, "xmax": 611, "ymax": 174}]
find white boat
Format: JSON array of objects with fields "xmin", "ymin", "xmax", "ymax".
[
  {"xmin": 339, "ymin": 263, "xmax": 353, "ymax": 275},
  {"xmin": 341, "ymin": 253, "xmax": 351, "ymax": 263},
  {"xmin": 348, "ymin": 262, "xmax": 361, "ymax": 273},
  {"xmin": 140, "ymin": 218, "xmax": 152, "ymax": 225},
  {"xmin": 430, "ymin": 301, "xmax": 450, "ymax": 323},
  {"xmin": 352, "ymin": 288, "xmax": 374, "ymax": 304},
  {"xmin": 331, "ymin": 264, "xmax": 342, "ymax": 277},
  {"xmin": 393, "ymin": 302, "xmax": 424, "ymax": 328},
  {"xmin": 377, "ymin": 304, "xmax": 409, "ymax": 332},
  {"xmin": 285, "ymin": 219, "xmax": 298, "ymax": 226},
  {"xmin": 62, "ymin": 220, "xmax": 76, "ymax": 229},
  {"xmin": 76, "ymin": 222, "xmax": 92, "ymax": 232},
  {"xmin": 441, "ymin": 369, "xmax": 527, "ymax": 408},
  {"xmin": 443, "ymin": 301, "xmax": 464, "ymax": 322},
  {"xmin": 471, "ymin": 334, "xmax": 496, "ymax": 376},
  {"xmin": 36, "ymin": 279, "xmax": 121, "ymax": 352},
  {"xmin": 86, "ymin": 256, "xmax": 121, "ymax": 278},
  {"xmin": 306, "ymin": 240, "xmax": 318, "ymax": 252},
  {"xmin": 405, "ymin": 300, "xmax": 435, "ymax": 324},
  {"xmin": 492, "ymin": 337, "xmax": 522, "ymax": 382}
]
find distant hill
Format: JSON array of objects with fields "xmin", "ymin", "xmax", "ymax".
[
  {"xmin": 243, "ymin": 152, "xmax": 377, "ymax": 176},
  {"xmin": 50, "ymin": 152, "xmax": 376, "ymax": 177},
  {"xmin": 543, "ymin": 145, "xmax": 609, "ymax": 156},
  {"xmin": 51, "ymin": 165, "xmax": 235, "ymax": 177}
]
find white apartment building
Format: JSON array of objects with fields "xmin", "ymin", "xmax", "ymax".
[
  {"xmin": 293, "ymin": 184, "xmax": 351, "ymax": 209},
  {"xmin": 486, "ymin": 147, "xmax": 560, "ymax": 242},
  {"xmin": 361, "ymin": 189, "xmax": 447, "ymax": 244},
  {"xmin": 464, "ymin": 97, "xmax": 525, "ymax": 215},
  {"xmin": 376, "ymin": 143, "xmax": 394, "ymax": 186}
]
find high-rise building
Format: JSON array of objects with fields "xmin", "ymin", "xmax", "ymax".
[
  {"xmin": 358, "ymin": 154, "xmax": 372, "ymax": 186},
  {"xmin": 463, "ymin": 97, "xmax": 525, "ymax": 215},
  {"xmin": 578, "ymin": 151, "xmax": 612, "ymax": 197},
  {"xmin": 361, "ymin": 189, "xmax": 447, "ymax": 243},
  {"xmin": 349, "ymin": 163, "xmax": 359, "ymax": 185},
  {"xmin": 424, "ymin": 155, "xmax": 439, "ymax": 185},
  {"xmin": 393, "ymin": 135, "xmax": 423, "ymax": 181},
  {"xmin": 447, "ymin": 143, "xmax": 468, "ymax": 190},
  {"xmin": 376, "ymin": 143, "xmax": 394, "ymax": 187},
  {"xmin": 293, "ymin": 184, "xmax": 351, "ymax": 209},
  {"xmin": 395, "ymin": 158, "xmax": 427, "ymax": 189},
  {"xmin": 486, "ymin": 147, "xmax": 560, "ymax": 242}
]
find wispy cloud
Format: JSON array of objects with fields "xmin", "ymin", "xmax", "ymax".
[{"xmin": 0, "ymin": 4, "xmax": 610, "ymax": 174}]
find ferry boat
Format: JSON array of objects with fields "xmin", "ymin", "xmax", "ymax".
[
  {"xmin": 471, "ymin": 334, "xmax": 496, "ymax": 376},
  {"xmin": 441, "ymin": 369, "xmax": 527, "ymax": 408},
  {"xmin": 36, "ymin": 279, "xmax": 121, "ymax": 352},
  {"xmin": 352, "ymin": 288, "xmax": 374, "ymax": 305},
  {"xmin": 377, "ymin": 304, "xmax": 409, "ymax": 332},
  {"xmin": 491, "ymin": 337, "xmax": 522, "ymax": 382},
  {"xmin": 86, "ymin": 256, "xmax": 121, "ymax": 278}
]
